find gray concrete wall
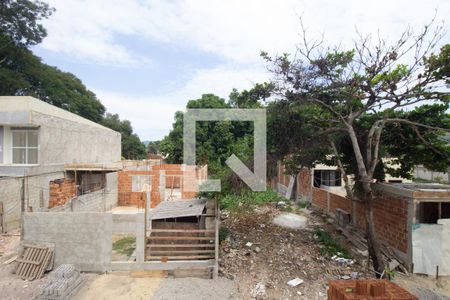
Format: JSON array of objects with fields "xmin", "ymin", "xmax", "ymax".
[
  {"xmin": 31, "ymin": 111, "xmax": 121, "ymax": 165},
  {"xmin": 0, "ymin": 171, "xmax": 64, "ymax": 232},
  {"xmin": 72, "ymin": 190, "xmax": 105, "ymax": 212},
  {"xmin": 23, "ymin": 212, "xmax": 112, "ymax": 272},
  {"xmin": 0, "ymin": 177, "xmax": 22, "ymax": 232},
  {"xmin": 112, "ymin": 213, "xmax": 137, "ymax": 235},
  {"xmin": 105, "ymin": 172, "xmax": 118, "ymax": 210}
]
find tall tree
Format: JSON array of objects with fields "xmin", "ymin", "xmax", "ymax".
[
  {"xmin": 146, "ymin": 140, "xmax": 161, "ymax": 155},
  {"xmin": 0, "ymin": 0, "xmax": 54, "ymax": 47},
  {"xmin": 101, "ymin": 113, "xmax": 147, "ymax": 159},
  {"xmin": 0, "ymin": 0, "xmax": 146, "ymax": 158},
  {"xmin": 263, "ymin": 19, "xmax": 450, "ymax": 275}
]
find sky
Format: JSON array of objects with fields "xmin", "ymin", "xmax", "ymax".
[{"xmin": 32, "ymin": 0, "xmax": 450, "ymax": 141}]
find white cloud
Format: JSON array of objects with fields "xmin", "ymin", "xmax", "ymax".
[
  {"xmin": 94, "ymin": 63, "xmax": 269, "ymax": 140},
  {"xmin": 41, "ymin": 0, "xmax": 449, "ymax": 65},
  {"xmin": 38, "ymin": 0, "xmax": 450, "ymax": 140}
]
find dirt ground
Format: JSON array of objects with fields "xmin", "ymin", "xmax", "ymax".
[
  {"xmin": 1, "ymin": 208, "xmax": 449, "ymax": 300},
  {"xmin": 72, "ymin": 273, "xmax": 162, "ymax": 300},
  {"xmin": 219, "ymin": 204, "xmax": 450, "ymax": 299},
  {"xmin": 219, "ymin": 205, "xmax": 372, "ymax": 299}
]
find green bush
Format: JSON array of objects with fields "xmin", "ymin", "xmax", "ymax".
[
  {"xmin": 220, "ymin": 188, "xmax": 283, "ymax": 210},
  {"xmin": 219, "ymin": 226, "xmax": 230, "ymax": 243},
  {"xmin": 313, "ymin": 227, "xmax": 351, "ymax": 258}
]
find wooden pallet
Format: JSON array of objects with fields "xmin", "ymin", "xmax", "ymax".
[{"xmin": 16, "ymin": 244, "xmax": 53, "ymax": 280}]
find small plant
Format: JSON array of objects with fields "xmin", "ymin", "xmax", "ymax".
[
  {"xmin": 313, "ymin": 227, "xmax": 351, "ymax": 258},
  {"xmin": 112, "ymin": 236, "xmax": 136, "ymax": 257},
  {"xmin": 384, "ymin": 266, "xmax": 396, "ymax": 280},
  {"xmin": 219, "ymin": 226, "xmax": 230, "ymax": 243},
  {"xmin": 297, "ymin": 201, "xmax": 308, "ymax": 209}
]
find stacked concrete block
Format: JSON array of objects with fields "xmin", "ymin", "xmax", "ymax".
[{"xmin": 39, "ymin": 264, "xmax": 84, "ymax": 300}]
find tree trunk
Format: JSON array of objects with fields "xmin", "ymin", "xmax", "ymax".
[{"xmin": 364, "ymin": 191, "xmax": 385, "ymax": 277}]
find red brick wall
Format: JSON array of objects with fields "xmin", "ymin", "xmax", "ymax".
[
  {"xmin": 49, "ymin": 179, "xmax": 76, "ymax": 208},
  {"xmin": 312, "ymin": 187, "xmax": 328, "ymax": 210},
  {"xmin": 329, "ymin": 193, "xmax": 352, "ymax": 215},
  {"xmin": 311, "ymin": 187, "xmax": 410, "ymax": 255},
  {"xmin": 118, "ymin": 170, "xmax": 148, "ymax": 208},
  {"xmin": 118, "ymin": 164, "xmax": 204, "ymax": 208},
  {"xmin": 371, "ymin": 194, "xmax": 409, "ymax": 253},
  {"xmin": 297, "ymin": 168, "xmax": 312, "ymax": 199}
]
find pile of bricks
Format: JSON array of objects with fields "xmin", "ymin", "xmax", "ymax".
[
  {"xmin": 328, "ymin": 279, "xmax": 418, "ymax": 300},
  {"xmin": 39, "ymin": 264, "xmax": 84, "ymax": 300},
  {"xmin": 49, "ymin": 179, "xmax": 77, "ymax": 208}
]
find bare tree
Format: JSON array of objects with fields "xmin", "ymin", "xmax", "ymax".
[{"xmin": 263, "ymin": 17, "xmax": 450, "ymax": 275}]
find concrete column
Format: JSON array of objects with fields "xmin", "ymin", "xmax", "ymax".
[
  {"xmin": 159, "ymin": 170, "xmax": 165, "ymax": 201},
  {"xmin": 135, "ymin": 213, "xmax": 145, "ymax": 264}
]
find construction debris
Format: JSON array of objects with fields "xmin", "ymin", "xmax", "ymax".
[
  {"xmin": 39, "ymin": 264, "xmax": 84, "ymax": 300},
  {"xmin": 220, "ymin": 205, "xmax": 371, "ymax": 299},
  {"xmin": 287, "ymin": 278, "xmax": 304, "ymax": 287},
  {"xmin": 15, "ymin": 244, "xmax": 53, "ymax": 280},
  {"xmin": 251, "ymin": 282, "xmax": 267, "ymax": 299}
]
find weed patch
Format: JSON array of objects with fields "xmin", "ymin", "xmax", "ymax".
[{"xmin": 314, "ymin": 227, "xmax": 351, "ymax": 258}]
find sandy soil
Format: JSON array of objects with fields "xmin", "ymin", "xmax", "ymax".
[
  {"xmin": 395, "ymin": 273, "xmax": 450, "ymax": 299},
  {"xmin": 152, "ymin": 277, "xmax": 239, "ymax": 300},
  {"xmin": 72, "ymin": 273, "xmax": 163, "ymax": 300}
]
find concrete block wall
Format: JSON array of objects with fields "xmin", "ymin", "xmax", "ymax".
[
  {"xmin": 0, "ymin": 171, "xmax": 65, "ymax": 232},
  {"xmin": 104, "ymin": 172, "xmax": 118, "ymax": 210},
  {"xmin": 31, "ymin": 111, "xmax": 121, "ymax": 165},
  {"xmin": 23, "ymin": 212, "xmax": 112, "ymax": 272},
  {"xmin": 0, "ymin": 177, "xmax": 22, "ymax": 232},
  {"xmin": 49, "ymin": 178, "xmax": 76, "ymax": 208},
  {"xmin": 112, "ymin": 213, "xmax": 138, "ymax": 235},
  {"xmin": 71, "ymin": 190, "xmax": 105, "ymax": 212}
]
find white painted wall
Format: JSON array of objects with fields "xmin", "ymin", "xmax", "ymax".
[{"xmin": 412, "ymin": 219, "xmax": 450, "ymax": 275}]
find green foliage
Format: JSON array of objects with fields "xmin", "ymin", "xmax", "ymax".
[
  {"xmin": 112, "ymin": 236, "xmax": 136, "ymax": 257},
  {"xmin": 220, "ymin": 189, "xmax": 282, "ymax": 210},
  {"xmin": 219, "ymin": 227, "xmax": 230, "ymax": 243},
  {"xmin": 101, "ymin": 113, "xmax": 146, "ymax": 159},
  {"xmin": 0, "ymin": 0, "xmax": 54, "ymax": 46},
  {"xmin": 160, "ymin": 92, "xmax": 257, "ymax": 193},
  {"xmin": 313, "ymin": 227, "xmax": 351, "ymax": 258},
  {"xmin": 0, "ymin": 1, "xmax": 146, "ymax": 160},
  {"xmin": 146, "ymin": 140, "xmax": 161, "ymax": 154},
  {"xmin": 425, "ymin": 44, "xmax": 450, "ymax": 86}
]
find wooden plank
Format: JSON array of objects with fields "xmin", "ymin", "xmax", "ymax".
[
  {"xmin": 22, "ymin": 244, "xmax": 50, "ymax": 250},
  {"xmin": 37, "ymin": 249, "xmax": 53, "ymax": 279},
  {"xmin": 130, "ymin": 270, "xmax": 168, "ymax": 278},
  {"xmin": 15, "ymin": 259, "xmax": 40, "ymax": 265},
  {"xmin": 147, "ymin": 244, "xmax": 215, "ymax": 248},
  {"xmin": 150, "ymin": 229, "xmax": 215, "ymax": 233},
  {"xmin": 24, "ymin": 247, "xmax": 41, "ymax": 280},
  {"xmin": 31, "ymin": 248, "xmax": 47, "ymax": 280},
  {"xmin": 146, "ymin": 255, "xmax": 215, "ymax": 260},
  {"xmin": 20, "ymin": 246, "xmax": 37, "ymax": 279},
  {"xmin": 147, "ymin": 236, "xmax": 215, "ymax": 241}
]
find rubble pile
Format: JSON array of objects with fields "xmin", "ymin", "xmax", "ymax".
[{"xmin": 219, "ymin": 205, "xmax": 371, "ymax": 299}]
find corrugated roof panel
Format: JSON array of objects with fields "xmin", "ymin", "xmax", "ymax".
[{"xmin": 149, "ymin": 198, "xmax": 207, "ymax": 220}]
